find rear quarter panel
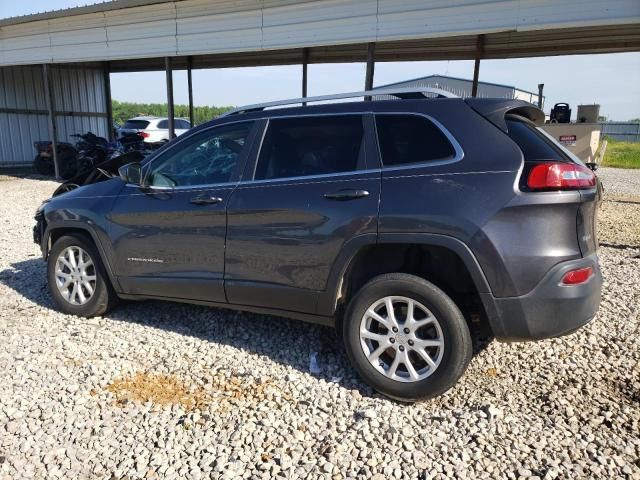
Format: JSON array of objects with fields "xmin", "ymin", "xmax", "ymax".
[{"xmin": 375, "ymin": 100, "xmax": 582, "ymax": 297}]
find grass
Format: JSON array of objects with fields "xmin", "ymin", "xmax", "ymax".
[{"xmin": 601, "ymin": 138, "xmax": 640, "ymax": 169}]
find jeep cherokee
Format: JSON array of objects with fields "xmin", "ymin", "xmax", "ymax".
[{"xmin": 34, "ymin": 88, "xmax": 602, "ymax": 401}]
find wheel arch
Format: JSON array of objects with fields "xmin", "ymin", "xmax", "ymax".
[
  {"xmin": 322, "ymin": 233, "xmax": 497, "ymax": 334},
  {"xmin": 44, "ymin": 222, "xmax": 121, "ymax": 292}
]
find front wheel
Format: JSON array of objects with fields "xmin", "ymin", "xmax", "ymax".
[
  {"xmin": 47, "ymin": 234, "xmax": 117, "ymax": 317},
  {"xmin": 343, "ymin": 273, "xmax": 472, "ymax": 401}
]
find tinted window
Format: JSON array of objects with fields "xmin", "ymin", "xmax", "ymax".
[
  {"xmin": 123, "ymin": 120, "xmax": 150, "ymax": 129},
  {"xmin": 178, "ymin": 120, "xmax": 191, "ymax": 129},
  {"xmin": 506, "ymin": 119, "xmax": 565, "ymax": 161},
  {"xmin": 147, "ymin": 122, "xmax": 252, "ymax": 187},
  {"xmin": 157, "ymin": 119, "xmax": 168, "ymax": 129},
  {"xmin": 255, "ymin": 116, "xmax": 365, "ymax": 180},
  {"xmin": 376, "ymin": 115, "xmax": 456, "ymax": 166}
]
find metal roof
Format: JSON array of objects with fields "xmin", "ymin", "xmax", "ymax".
[
  {"xmin": 0, "ymin": 0, "xmax": 172, "ymax": 27},
  {"xmin": 1, "ymin": 0, "xmax": 639, "ymax": 68},
  {"xmin": 376, "ymin": 75, "xmax": 541, "ymax": 97}
]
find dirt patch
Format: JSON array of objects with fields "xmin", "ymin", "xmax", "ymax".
[
  {"xmin": 208, "ymin": 373, "xmax": 293, "ymax": 413},
  {"xmin": 103, "ymin": 371, "xmax": 292, "ymax": 412},
  {"xmin": 105, "ymin": 372, "xmax": 209, "ymax": 411}
]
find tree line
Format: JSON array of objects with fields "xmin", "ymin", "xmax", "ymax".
[{"xmin": 112, "ymin": 100, "xmax": 233, "ymax": 126}]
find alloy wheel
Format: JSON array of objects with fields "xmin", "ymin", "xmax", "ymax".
[
  {"xmin": 54, "ymin": 246, "xmax": 97, "ymax": 306},
  {"xmin": 359, "ymin": 296, "xmax": 444, "ymax": 382}
]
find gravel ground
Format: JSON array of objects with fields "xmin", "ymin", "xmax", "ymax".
[
  {"xmin": 597, "ymin": 167, "xmax": 640, "ymax": 200},
  {"xmin": 1, "ymin": 173, "xmax": 639, "ymax": 480}
]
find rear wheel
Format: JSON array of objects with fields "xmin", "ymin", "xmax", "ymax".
[
  {"xmin": 47, "ymin": 234, "xmax": 117, "ymax": 317},
  {"xmin": 343, "ymin": 273, "xmax": 472, "ymax": 401}
]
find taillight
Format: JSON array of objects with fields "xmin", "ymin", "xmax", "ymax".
[
  {"xmin": 527, "ymin": 162, "xmax": 596, "ymax": 190},
  {"xmin": 138, "ymin": 131, "xmax": 150, "ymax": 138},
  {"xmin": 561, "ymin": 267, "xmax": 593, "ymax": 285}
]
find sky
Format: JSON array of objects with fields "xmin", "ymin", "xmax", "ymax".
[{"xmin": 3, "ymin": 1, "xmax": 640, "ymax": 121}]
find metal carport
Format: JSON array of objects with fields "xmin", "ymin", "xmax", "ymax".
[{"xmin": 1, "ymin": 0, "xmax": 639, "ymax": 176}]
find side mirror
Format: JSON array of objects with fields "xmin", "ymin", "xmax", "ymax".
[{"xmin": 118, "ymin": 162, "xmax": 142, "ymax": 185}]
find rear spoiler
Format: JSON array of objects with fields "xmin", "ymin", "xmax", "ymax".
[{"xmin": 464, "ymin": 98, "xmax": 545, "ymax": 133}]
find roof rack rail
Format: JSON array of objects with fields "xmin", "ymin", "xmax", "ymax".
[{"xmin": 220, "ymin": 87, "xmax": 458, "ymax": 117}]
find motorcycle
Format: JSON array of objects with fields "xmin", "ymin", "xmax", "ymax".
[{"xmin": 33, "ymin": 131, "xmax": 149, "ymax": 180}]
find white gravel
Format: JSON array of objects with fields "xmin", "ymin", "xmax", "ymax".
[
  {"xmin": 1, "ymin": 175, "xmax": 639, "ymax": 480},
  {"xmin": 597, "ymin": 167, "xmax": 640, "ymax": 200}
]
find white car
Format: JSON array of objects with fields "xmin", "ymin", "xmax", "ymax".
[{"xmin": 119, "ymin": 116, "xmax": 191, "ymax": 144}]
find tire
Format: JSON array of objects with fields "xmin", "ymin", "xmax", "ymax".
[
  {"xmin": 47, "ymin": 233, "xmax": 117, "ymax": 317},
  {"xmin": 343, "ymin": 273, "xmax": 472, "ymax": 401}
]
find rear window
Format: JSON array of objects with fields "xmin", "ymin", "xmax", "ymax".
[
  {"xmin": 506, "ymin": 118, "xmax": 566, "ymax": 161},
  {"xmin": 376, "ymin": 115, "xmax": 456, "ymax": 167},
  {"xmin": 123, "ymin": 120, "xmax": 150, "ymax": 130},
  {"xmin": 254, "ymin": 115, "xmax": 365, "ymax": 180}
]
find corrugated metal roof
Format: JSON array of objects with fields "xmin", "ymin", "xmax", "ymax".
[
  {"xmin": 377, "ymin": 74, "xmax": 542, "ymax": 97},
  {"xmin": 1, "ymin": 0, "xmax": 639, "ymax": 67},
  {"xmin": 0, "ymin": 0, "xmax": 173, "ymax": 27}
]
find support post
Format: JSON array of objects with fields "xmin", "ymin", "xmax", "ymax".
[
  {"xmin": 165, "ymin": 56, "xmax": 175, "ymax": 139},
  {"xmin": 42, "ymin": 64, "xmax": 59, "ymax": 180},
  {"xmin": 364, "ymin": 42, "xmax": 375, "ymax": 101},
  {"xmin": 471, "ymin": 35, "xmax": 485, "ymax": 97},
  {"xmin": 302, "ymin": 48, "xmax": 309, "ymax": 105},
  {"xmin": 103, "ymin": 62, "xmax": 114, "ymax": 141},
  {"xmin": 537, "ymin": 83, "xmax": 544, "ymax": 109},
  {"xmin": 187, "ymin": 56, "xmax": 194, "ymax": 127}
]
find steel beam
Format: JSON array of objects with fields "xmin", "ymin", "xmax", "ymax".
[
  {"xmin": 187, "ymin": 56, "xmax": 194, "ymax": 127},
  {"xmin": 537, "ymin": 83, "xmax": 544, "ymax": 109},
  {"xmin": 42, "ymin": 64, "xmax": 60, "ymax": 179},
  {"xmin": 364, "ymin": 42, "xmax": 375, "ymax": 101},
  {"xmin": 471, "ymin": 35, "xmax": 485, "ymax": 97},
  {"xmin": 165, "ymin": 56, "xmax": 175, "ymax": 139},
  {"xmin": 302, "ymin": 47, "xmax": 309, "ymax": 105},
  {"xmin": 104, "ymin": 62, "xmax": 114, "ymax": 141}
]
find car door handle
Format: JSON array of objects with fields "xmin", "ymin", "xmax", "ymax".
[
  {"xmin": 190, "ymin": 195, "xmax": 223, "ymax": 205},
  {"xmin": 323, "ymin": 189, "xmax": 370, "ymax": 201}
]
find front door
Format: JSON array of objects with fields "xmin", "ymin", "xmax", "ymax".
[
  {"xmin": 109, "ymin": 121, "xmax": 257, "ymax": 302},
  {"xmin": 225, "ymin": 114, "xmax": 381, "ymax": 313}
]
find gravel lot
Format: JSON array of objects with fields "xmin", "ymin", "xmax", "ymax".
[{"xmin": 1, "ymin": 171, "xmax": 639, "ymax": 480}]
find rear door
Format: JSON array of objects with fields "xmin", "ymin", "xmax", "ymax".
[
  {"xmin": 109, "ymin": 121, "xmax": 258, "ymax": 302},
  {"xmin": 225, "ymin": 114, "xmax": 381, "ymax": 313}
]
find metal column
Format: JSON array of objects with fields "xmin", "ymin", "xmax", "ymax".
[
  {"xmin": 104, "ymin": 62, "xmax": 114, "ymax": 141},
  {"xmin": 364, "ymin": 42, "xmax": 375, "ymax": 100},
  {"xmin": 42, "ymin": 64, "xmax": 59, "ymax": 179},
  {"xmin": 187, "ymin": 56, "xmax": 194, "ymax": 127},
  {"xmin": 165, "ymin": 57, "xmax": 175, "ymax": 139},
  {"xmin": 302, "ymin": 47, "xmax": 309, "ymax": 105},
  {"xmin": 471, "ymin": 35, "xmax": 485, "ymax": 97},
  {"xmin": 537, "ymin": 83, "xmax": 545, "ymax": 109}
]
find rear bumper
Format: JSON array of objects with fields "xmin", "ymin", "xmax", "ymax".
[{"xmin": 481, "ymin": 254, "xmax": 601, "ymax": 341}]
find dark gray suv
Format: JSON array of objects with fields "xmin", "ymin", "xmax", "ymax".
[{"xmin": 33, "ymin": 89, "xmax": 602, "ymax": 401}]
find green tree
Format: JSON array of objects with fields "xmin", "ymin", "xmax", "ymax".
[{"xmin": 112, "ymin": 100, "xmax": 233, "ymax": 126}]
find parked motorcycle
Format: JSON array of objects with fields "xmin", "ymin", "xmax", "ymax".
[
  {"xmin": 52, "ymin": 150, "xmax": 146, "ymax": 197},
  {"xmin": 33, "ymin": 140, "xmax": 78, "ymax": 179},
  {"xmin": 33, "ymin": 131, "xmax": 150, "ymax": 180}
]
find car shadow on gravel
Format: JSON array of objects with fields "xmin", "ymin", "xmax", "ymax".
[{"xmin": 2, "ymin": 257, "xmax": 493, "ymax": 399}]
